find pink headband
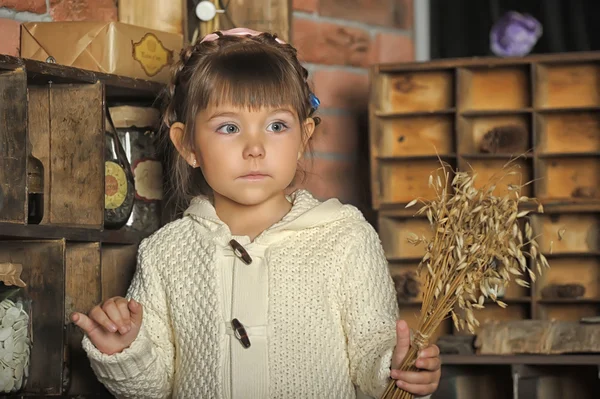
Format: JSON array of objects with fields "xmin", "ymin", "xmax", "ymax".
[{"xmin": 200, "ymin": 27, "xmax": 286, "ymax": 44}]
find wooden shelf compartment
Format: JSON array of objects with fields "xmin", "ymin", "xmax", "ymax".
[
  {"xmin": 534, "ymin": 256, "xmax": 600, "ymax": 302},
  {"xmin": 535, "ymin": 110, "xmax": 600, "ymax": 155},
  {"xmin": 457, "ymin": 156, "xmax": 534, "ymax": 198},
  {"xmin": 530, "ymin": 212, "xmax": 600, "ymax": 255},
  {"xmin": 441, "ymin": 354, "xmax": 600, "ymax": 365},
  {"xmin": 454, "ymin": 302, "xmax": 531, "ymax": 336},
  {"xmin": 457, "ymin": 65, "xmax": 532, "ymax": 112},
  {"xmin": 537, "ymin": 302, "xmax": 600, "ymax": 321},
  {"xmin": 457, "ymin": 112, "xmax": 532, "ymax": 155},
  {"xmin": 371, "ymin": 113, "xmax": 456, "ymax": 158},
  {"xmin": 372, "ymin": 68, "xmax": 455, "ymax": 114},
  {"xmin": 0, "ymin": 54, "xmax": 164, "ymax": 101},
  {"xmin": 534, "ymin": 156, "xmax": 600, "ymax": 201},
  {"xmin": 0, "ymin": 223, "xmax": 149, "ymax": 244},
  {"xmin": 379, "ymin": 215, "xmax": 432, "ymax": 260},
  {"xmin": 534, "ymin": 61, "xmax": 600, "ymax": 109},
  {"xmin": 375, "ymin": 158, "xmax": 456, "ymax": 207}
]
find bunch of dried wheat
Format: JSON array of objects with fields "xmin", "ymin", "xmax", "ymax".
[{"xmin": 381, "ymin": 158, "xmax": 549, "ymax": 399}]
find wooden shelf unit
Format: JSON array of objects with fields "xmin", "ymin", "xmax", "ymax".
[
  {"xmin": 369, "ymin": 52, "xmax": 600, "ymax": 380},
  {"xmin": 0, "ymin": 55, "xmax": 165, "ymax": 397}
]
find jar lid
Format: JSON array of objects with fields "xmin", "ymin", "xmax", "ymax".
[{"xmin": 109, "ymin": 106, "xmax": 161, "ymax": 129}]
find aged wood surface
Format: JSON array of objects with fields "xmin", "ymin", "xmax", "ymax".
[
  {"xmin": 49, "ymin": 83, "xmax": 104, "ymax": 228},
  {"xmin": 0, "ymin": 68, "xmax": 28, "ymax": 224},
  {"xmin": 28, "ymin": 86, "xmax": 51, "ymax": 225},
  {"xmin": 64, "ymin": 243, "xmax": 108, "ymax": 396},
  {"xmin": 0, "ymin": 222, "xmax": 150, "ymax": 244},
  {"xmin": 476, "ymin": 320, "xmax": 600, "ymax": 355},
  {"xmin": 101, "ymin": 244, "xmax": 138, "ymax": 300},
  {"xmin": 0, "ymin": 240, "xmax": 66, "ymax": 395}
]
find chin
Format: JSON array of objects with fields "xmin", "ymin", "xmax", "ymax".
[{"xmin": 225, "ymin": 187, "xmax": 283, "ymax": 206}]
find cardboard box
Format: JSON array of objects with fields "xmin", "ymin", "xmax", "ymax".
[
  {"xmin": 20, "ymin": 21, "xmax": 183, "ymax": 83},
  {"xmin": 0, "ymin": 18, "xmax": 21, "ymax": 57}
]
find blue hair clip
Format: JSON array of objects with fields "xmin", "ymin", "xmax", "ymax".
[{"xmin": 309, "ymin": 92, "xmax": 320, "ymax": 110}]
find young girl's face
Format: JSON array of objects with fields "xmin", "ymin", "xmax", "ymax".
[{"xmin": 191, "ymin": 103, "xmax": 314, "ymax": 205}]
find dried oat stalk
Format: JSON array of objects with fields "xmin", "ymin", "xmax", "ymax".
[{"xmin": 381, "ymin": 157, "xmax": 549, "ymax": 399}]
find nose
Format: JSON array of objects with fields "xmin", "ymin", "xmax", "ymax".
[{"xmin": 242, "ymin": 135, "xmax": 265, "ymax": 159}]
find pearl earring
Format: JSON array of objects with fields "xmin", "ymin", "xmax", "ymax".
[{"xmin": 192, "ymin": 158, "xmax": 197, "ymax": 167}]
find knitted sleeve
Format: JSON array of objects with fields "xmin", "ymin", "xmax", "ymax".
[
  {"xmin": 340, "ymin": 221, "xmax": 400, "ymax": 398},
  {"xmin": 81, "ymin": 242, "xmax": 175, "ymax": 399}
]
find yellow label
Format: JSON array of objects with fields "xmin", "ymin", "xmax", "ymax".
[
  {"xmin": 105, "ymin": 161, "xmax": 128, "ymax": 210},
  {"xmin": 131, "ymin": 33, "xmax": 173, "ymax": 77}
]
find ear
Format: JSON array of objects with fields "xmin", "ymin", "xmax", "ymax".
[
  {"xmin": 301, "ymin": 117, "xmax": 316, "ymax": 151},
  {"xmin": 170, "ymin": 122, "xmax": 197, "ymax": 167}
]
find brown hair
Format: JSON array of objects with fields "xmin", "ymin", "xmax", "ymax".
[{"xmin": 159, "ymin": 31, "xmax": 320, "ymax": 214}]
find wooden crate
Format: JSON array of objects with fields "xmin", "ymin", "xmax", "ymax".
[
  {"xmin": 370, "ymin": 52, "xmax": 600, "ymax": 358},
  {"xmin": 0, "ymin": 240, "xmax": 66, "ymax": 395}
]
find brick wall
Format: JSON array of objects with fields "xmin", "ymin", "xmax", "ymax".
[
  {"xmin": 291, "ymin": 0, "xmax": 414, "ymax": 215},
  {"xmin": 0, "ymin": 0, "xmax": 116, "ymax": 22}
]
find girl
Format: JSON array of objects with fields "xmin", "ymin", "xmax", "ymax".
[{"xmin": 71, "ymin": 28, "xmax": 441, "ymax": 399}]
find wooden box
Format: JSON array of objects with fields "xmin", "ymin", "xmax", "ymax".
[{"xmin": 0, "ymin": 71, "xmax": 104, "ymax": 228}]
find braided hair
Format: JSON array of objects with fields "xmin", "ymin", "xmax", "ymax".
[{"xmin": 159, "ymin": 31, "xmax": 320, "ymax": 214}]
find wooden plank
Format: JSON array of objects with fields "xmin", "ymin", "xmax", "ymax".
[
  {"xmin": 0, "ymin": 240, "xmax": 65, "ymax": 395},
  {"xmin": 531, "ymin": 213, "xmax": 600, "ymax": 254},
  {"xmin": 64, "ymin": 243, "xmax": 108, "ymax": 396},
  {"xmin": 0, "ymin": 54, "xmax": 164, "ymax": 100},
  {"xmin": 457, "ymin": 157, "xmax": 533, "ymax": 198},
  {"xmin": 0, "ymin": 222, "xmax": 150, "ymax": 244},
  {"xmin": 220, "ymin": 0, "xmax": 291, "ymax": 43},
  {"xmin": 48, "ymin": 83, "xmax": 104, "ymax": 228},
  {"xmin": 0, "ymin": 68, "xmax": 28, "ymax": 224},
  {"xmin": 536, "ymin": 257, "xmax": 600, "ymax": 300},
  {"xmin": 101, "ymin": 244, "xmax": 138, "ymax": 300},
  {"xmin": 537, "ymin": 157, "xmax": 600, "ymax": 201},
  {"xmin": 441, "ymin": 354, "xmax": 600, "ymax": 365},
  {"xmin": 379, "ymin": 216, "xmax": 432, "ymax": 260},
  {"xmin": 28, "ymin": 86, "xmax": 51, "ymax": 225}
]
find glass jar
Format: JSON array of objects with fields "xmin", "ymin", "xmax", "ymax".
[
  {"xmin": 0, "ymin": 263, "xmax": 32, "ymax": 394},
  {"xmin": 104, "ymin": 109, "xmax": 136, "ymax": 230},
  {"xmin": 109, "ymin": 105, "xmax": 163, "ymax": 234}
]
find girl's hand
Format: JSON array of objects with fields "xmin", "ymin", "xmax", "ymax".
[
  {"xmin": 71, "ymin": 297, "xmax": 143, "ymax": 355},
  {"xmin": 390, "ymin": 320, "xmax": 441, "ymax": 397}
]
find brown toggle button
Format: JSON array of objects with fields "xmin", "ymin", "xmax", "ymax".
[
  {"xmin": 231, "ymin": 318, "xmax": 251, "ymax": 348},
  {"xmin": 229, "ymin": 239, "xmax": 252, "ymax": 265}
]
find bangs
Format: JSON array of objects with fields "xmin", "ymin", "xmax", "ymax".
[{"xmin": 191, "ymin": 45, "xmax": 307, "ymax": 114}]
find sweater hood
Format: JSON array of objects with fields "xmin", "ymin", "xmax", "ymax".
[{"xmin": 183, "ymin": 189, "xmax": 350, "ymax": 242}]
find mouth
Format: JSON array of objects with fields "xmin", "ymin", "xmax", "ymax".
[{"xmin": 239, "ymin": 173, "xmax": 269, "ymax": 181}]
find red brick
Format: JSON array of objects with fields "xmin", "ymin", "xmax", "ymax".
[
  {"xmin": 293, "ymin": 18, "xmax": 370, "ymax": 67},
  {"xmin": 371, "ymin": 32, "xmax": 414, "ymax": 64},
  {"xmin": 0, "ymin": 18, "xmax": 20, "ymax": 56},
  {"xmin": 310, "ymin": 112, "xmax": 359, "ymax": 154},
  {"xmin": 50, "ymin": 0, "xmax": 117, "ymax": 22},
  {"xmin": 293, "ymin": 0, "xmax": 318, "ymax": 13},
  {"xmin": 312, "ymin": 69, "xmax": 369, "ymax": 111},
  {"xmin": 319, "ymin": 0, "xmax": 413, "ymax": 29},
  {"xmin": 0, "ymin": 0, "xmax": 46, "ymax": 14}
]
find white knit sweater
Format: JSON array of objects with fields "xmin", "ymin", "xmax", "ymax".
[{"xmin": 82, "ymin": 190, "xmax": 402, "ymax": 399}]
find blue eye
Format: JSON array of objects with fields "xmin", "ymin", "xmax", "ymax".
[
  {"xmin": 267, "ymin": 122, "xmax": 288, "ymax": 133},
  {"xmin": 217, "ymin": 124, "xmax": 239, "ymax": 134}
]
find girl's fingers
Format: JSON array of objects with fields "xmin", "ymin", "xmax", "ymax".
[
  {"xmin": 115, "ymin": 297, "xmax": 131, "ymax": 331},
  {"xmin": 395, "ymin": 380, "xmax": 438, "ymax": 396},
  {"xmin": 415, "ymin": 356, "xmax": 441, "ymax": 371},
  {"xmin": 71, "ymin": 312, "xmax": 99, "ymax": 335},
  {"xmin": 89, "ymin": 306, "xmax": 118, "ymax": 333},
  {"xmin": 102, "ymin": 299, "xmax": 127, "ymax": 334},
  {"xmin": 391, "ymin": 370, "xmax": 437, "ymax": 385},
  {"xmin": 418, "ymin": 344, "xmax": 440, "ymax": 359}
]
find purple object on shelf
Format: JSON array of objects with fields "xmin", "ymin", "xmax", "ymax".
[{"xmin": 490, "ymin": 11, "xmax": 542, "ymax": 57}]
